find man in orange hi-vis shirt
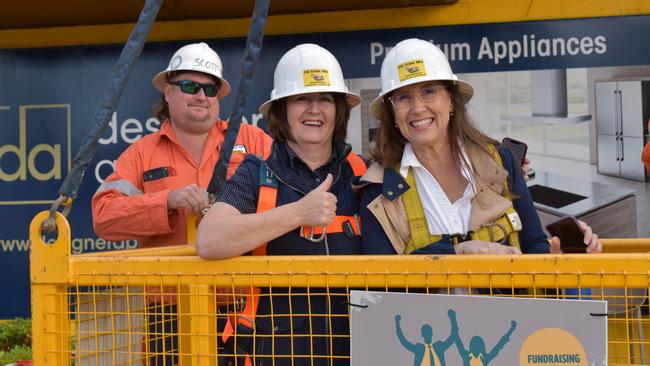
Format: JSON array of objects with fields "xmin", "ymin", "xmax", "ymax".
[
  {"xmin": 91, "ymin": 42, "xmax": 272, "ymax": 366},
  {"xmin": 92, "ymin": 42, "xmax": 272, "ymax": 248},
  {"xmin": 643, "ymin": 119, "xmax": 650, "ymax": 173}
]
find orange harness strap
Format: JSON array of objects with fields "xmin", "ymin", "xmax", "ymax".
[
  {"xmin": 220, "ymin": 183, "xmax": 275, "ymax": 341},
  {"xmin": 346, "ymin": 153, "xmax": 367, "ymax": 177},
  {"xmin": 300, "ymin": 215, "xmax": 361, "ymax": 237},
  {"xmin": 220, "ymin": 183, "xmax": 274, "ymax": 365}
]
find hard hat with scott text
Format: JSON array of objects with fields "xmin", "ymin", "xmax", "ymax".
[{"xmin": 152, "ymin": 42, "xmax": 231, "ymax": 99}]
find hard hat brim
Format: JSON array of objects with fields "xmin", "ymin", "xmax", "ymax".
[
  {"xmin": 152, "ymin": 70, "xmax": 232, "ymax": 99},
  {"xmin": 259, "ymin": 91, "xmax": 362, "ymax": 118},
  {"xmin": 369, "ymin": 79, "xmax": 474, "ymax": 120}
]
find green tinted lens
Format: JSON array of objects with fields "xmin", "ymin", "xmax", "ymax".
[
  {"xmin": 201, "ymin": 84, "xmax": 218, "ymax": 97},
  {"xmin": 178, "ymin": 80, "xmax": 201, "ymax": 94}
]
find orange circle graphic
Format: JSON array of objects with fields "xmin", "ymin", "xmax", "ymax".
[{"xmin": 519, "ymin": 328, "xmax": 586, "ymax": 365}]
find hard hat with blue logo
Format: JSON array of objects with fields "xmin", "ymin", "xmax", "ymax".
[
  {"xmin": 369, "ymin": 38, "xmax": 473, "ymax": 119},
  {"xmin": 259, "ymin": 43, "xmax": 360, "ymax": 117}
]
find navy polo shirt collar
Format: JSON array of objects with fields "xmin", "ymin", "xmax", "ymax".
[{"xmin": 382, "ymin": 167, "xmax": 410, "ymax": 201}]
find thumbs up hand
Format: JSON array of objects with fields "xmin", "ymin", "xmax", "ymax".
[
  {"xmin": 296, "ymin": 174, "xmax": 337, "ymax": 227},
  {"xmin": 315, "ymin": 173, "xmax": 333, "ymax": 192}
]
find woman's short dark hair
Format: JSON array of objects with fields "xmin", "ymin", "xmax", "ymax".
[{"xmin": 267, "ymin": 93, "xmax": 350, "ymax": 142}]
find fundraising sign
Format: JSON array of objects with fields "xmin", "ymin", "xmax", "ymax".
[{"xmin": 350, "ymin": 291, "xmax": 607, "ymax": 365}]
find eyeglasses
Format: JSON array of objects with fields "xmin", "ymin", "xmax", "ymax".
[
  {"xmin": 388, "ymin": 85, "xmax": 447, "ymax": 110},
  {"xmin": 168, "ymin": 80, "xmax": 219, "ymax": 97}
]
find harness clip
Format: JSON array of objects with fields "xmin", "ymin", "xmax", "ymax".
[
  {"xmin": 450, "ymin": 231, "xmax": 473, "ymax": 244},
  {"xmin": 300, "ymin": 226, "xmax": 326, "ymax": 243},
  {"xmin": 482, "ymin": 222, "xmax": 508, "ymax": 244}
]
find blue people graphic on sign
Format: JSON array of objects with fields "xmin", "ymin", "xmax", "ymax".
[
  {"xmin": 448, "ymin": 309, "xmax": 517, "ymax": 366},
  {"xmin": 394, "ymin": 310, "xmax": 457, "ymax": 366}
]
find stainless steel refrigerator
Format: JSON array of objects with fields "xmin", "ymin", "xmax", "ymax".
[{"xmin": 596, "ymin": 78, "xmax": 650, "ymax": 181}]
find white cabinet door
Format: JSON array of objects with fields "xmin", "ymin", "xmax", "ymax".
[
  {"xmin": 620, "ymin": 136, "xmax": 645, "ymax": 180},
  {"xmin": 595, "ymin": 81, "xmax": 617, "ymax": 136},
  {"xmin": 619, "ymin": 81, "xmax": 644, "ymax": 138},
  {"xmin": 597, "ymin": 134, "xmax": 619, "ymax": 176}
]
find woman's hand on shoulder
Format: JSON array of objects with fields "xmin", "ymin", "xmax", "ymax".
[
  {"xmin": 455, "ymin": 240, "xmax": 521, "ymax": 255},
  {"xmin": 549, "ymin": 220, "xmax": 601, "ymax": 254}
]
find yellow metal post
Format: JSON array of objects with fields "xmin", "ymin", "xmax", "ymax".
[
  {"xmin": 29, "ymin": 211, "xmax": 71, "ymax": 366},
  {"xmin": 186, "ymin": 212, "xmax": 200, "ymax": 248},
  {"xmin": 178, "ymin": 283, "xmax": 216, "ymax": 366}
]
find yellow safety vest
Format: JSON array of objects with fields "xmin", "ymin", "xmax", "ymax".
[{"xmin": 402, "ymin": 145, "xmax": 521, "ymax": 254}]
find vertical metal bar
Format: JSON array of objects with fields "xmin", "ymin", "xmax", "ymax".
[
  {"xmin": 619, "ymin": 136, "xmax": 625, "ymax": 161},
  {"xmin": 618, "ymin": 89, "xmax": 624, "ymax": 136},
  {"xmin": 615, "ymin": 90, "xmax": 621, "ymax": 162},
  {"xmin": 29, "ymin": 211, "xmax": 71, "ymax": 366},
  {"xmin": 179, "ymin": 283, "xmax": 217, "ymax": 366}
]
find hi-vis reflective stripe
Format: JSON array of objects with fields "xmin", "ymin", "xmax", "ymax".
[{"xmin": 96, "ymin": 179, "xmax": 143, "ymax": 196}]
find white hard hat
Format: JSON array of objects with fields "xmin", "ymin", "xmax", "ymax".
[
  {"xmin": 369, "ymin": 38, "xmax": 474, "ymax": 119},
  {"xmin": 152, "ymin": 42, "xmax": 231, "ymax": 99},
  {"xmin": 259, "ymin": 43, "xmax": 360, "ymax": 117}
]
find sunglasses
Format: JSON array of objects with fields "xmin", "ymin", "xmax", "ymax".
[{"xmin": 168, "ymin": 80, "xmax": 219, "ymax": 97}]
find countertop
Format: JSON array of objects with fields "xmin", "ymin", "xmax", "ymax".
[{"xmin": 527, "ymin": 171, "xmax": 635, "ymax": 217}]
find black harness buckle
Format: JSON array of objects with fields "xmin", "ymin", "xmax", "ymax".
[{"xmin": 449, "ymin": 231, "xmax": 474, "ymax": 244}]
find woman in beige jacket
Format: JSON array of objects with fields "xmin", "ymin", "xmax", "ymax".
[{"xmin": 356, "ymin": 38, "xmax": 600, "ymax": 256}]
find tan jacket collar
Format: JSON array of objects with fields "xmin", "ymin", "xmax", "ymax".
[{"xmin": 356, "ymin": 161, "xmax": 384, "ymax": 185}]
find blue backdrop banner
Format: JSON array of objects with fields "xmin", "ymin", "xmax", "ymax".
[{"xmin": 0, "ymin": 15, "xmax": 648, "ymax": 318}]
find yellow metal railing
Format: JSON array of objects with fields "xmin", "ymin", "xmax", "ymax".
[{"xmin": 30, "ymin": 211, "xmax": 650, "ymax": 365}]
